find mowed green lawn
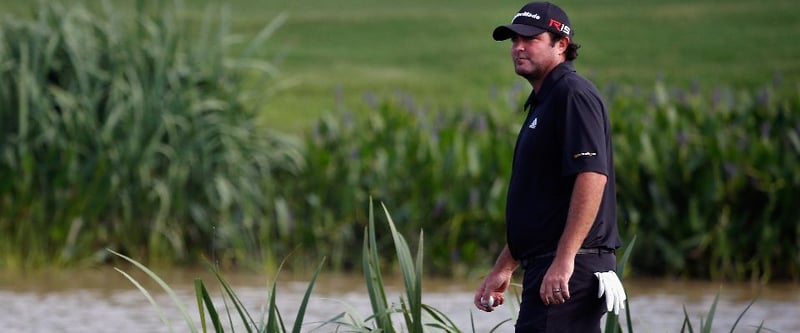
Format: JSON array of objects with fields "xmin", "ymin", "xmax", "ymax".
[{"xmin": 3, "ymin": 0, "xmax": 798, "ymax": 131}]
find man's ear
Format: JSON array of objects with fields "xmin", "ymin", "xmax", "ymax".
[{"xmin": 560, "ymin": 36, "xmax": 570, "ymax": 52}]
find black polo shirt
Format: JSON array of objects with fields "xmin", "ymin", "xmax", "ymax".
[{"xmin": 505, "ymin": 61, "xmax": 620, "ymax": 261}]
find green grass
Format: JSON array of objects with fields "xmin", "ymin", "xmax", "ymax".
[
  {"xmin": 228, "ymin": 0, "xmax": 800, "ymax": 131},
  {"xmin": 2, "ymin": 0, "xmax": 796, "ymax": 132}
]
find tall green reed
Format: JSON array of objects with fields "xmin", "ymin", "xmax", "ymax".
[
  {"xmin": 113, "ymin": 201, "xmax": 770, "ymax": 332},
  {"xmin": 0, "ymin": 0, "xmax": 301, "ymax": 268},
  {"xmin": 112, "ymin": 200, "xmax": 506, "ymax": 332},
  {"xmin": 113, "ymin": 247, "xmax": 325, "ymax": 333},
  {"xmin": 679, "ymin": 289, "xmax": 767, "ymax": 333}
]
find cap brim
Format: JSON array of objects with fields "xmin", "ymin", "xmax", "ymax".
[{"xmin": 492, "ymin": 24, "xmax": 547, "ymax": 41}]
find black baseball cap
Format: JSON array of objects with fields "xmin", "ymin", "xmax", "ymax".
[{"xmin": 492, "ymin": 2, "xmax": 574, "ymax": 41}]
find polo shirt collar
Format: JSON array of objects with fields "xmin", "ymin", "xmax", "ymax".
[{"xmin": 523, "ymin": 61, "xmax": 576, "ymax": 112}]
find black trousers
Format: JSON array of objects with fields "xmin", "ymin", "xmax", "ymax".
[{"xmin": 515, "ymin": 252, "xmax": 616, "ymax": 333}]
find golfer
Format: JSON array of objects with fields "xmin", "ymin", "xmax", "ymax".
[{"xmin": 474, "ymin": 2, "xmax": 624, "ymax": 332}]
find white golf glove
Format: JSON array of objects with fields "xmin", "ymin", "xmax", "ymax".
[{"xmin": 594, "ymin": 271, "xmax": 626, "ymax": 315}]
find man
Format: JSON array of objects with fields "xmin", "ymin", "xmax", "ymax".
[{"xmin": 473, "ymin": 2, "xmax": 624, "ymax": 332}]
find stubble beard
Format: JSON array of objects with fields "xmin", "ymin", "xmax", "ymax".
[{"xmin": 515, "ymin": 64, "xmax": 545, "ymax": 83}]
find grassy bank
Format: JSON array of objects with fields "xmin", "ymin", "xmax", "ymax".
[
  {"xmin": 1, "ymin": 0, "xmax": 798, "ymax": 131},
  {"xmin": 230, "ymin": 0, "xmax": 800, "ymax": 131}
]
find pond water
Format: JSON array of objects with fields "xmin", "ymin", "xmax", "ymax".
[{"xmin": 1, "ymin": 267, "xmax": 798, "ymax": 332}]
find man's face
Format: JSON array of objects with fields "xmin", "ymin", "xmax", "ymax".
[{"xmin": 510, "ymin": 32, "xmax": 565, "ymax": 83}]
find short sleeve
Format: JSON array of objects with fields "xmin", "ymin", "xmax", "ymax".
[{"xmin": 561, "ymin": 88, "xmax": 610, "ymax": 176}]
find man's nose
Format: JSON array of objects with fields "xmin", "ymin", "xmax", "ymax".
[{"xmin": 510, "ymin": 37, "xmax": 525, "ymax": 50}]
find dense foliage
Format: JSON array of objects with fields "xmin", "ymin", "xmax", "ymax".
[
  {"xmin": 282, "ymin": 82, "xmax": 800, "ymax": 281},
  {"xmin": 0, "ymin": 1, "xmax": 302, "ymax": 268},
  {"xmin": 609, "ymin": 81, "xmax": 800, "ymax": 281},
  {"xmin": 274, "ymin": 95, "xmax": 517, "ymax": 275}
]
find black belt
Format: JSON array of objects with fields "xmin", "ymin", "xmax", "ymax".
[{"xmin": 519, "ymin": 247, "xmax": 615, "ymax": 269}]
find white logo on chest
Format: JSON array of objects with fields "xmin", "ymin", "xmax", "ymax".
[{"xmin": 529, "ymin": 117, "xmax": 538, "ymax": 129}]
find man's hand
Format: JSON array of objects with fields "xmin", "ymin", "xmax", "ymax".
[
  {"xmin": 539, "ymin": 256, "xmax": 574, "ymax": 305},
  {"xmin": 594, "ymin": 271, "xmax": 626, "ymax": 315},
  {"xmin": 541, "ymin": 171, "xmax": 606, "ymax": 305},
  {"xmin": 474, "ymin": 270, "xmax": 511, "ymax": 312},
  {"xmin": 474, "ymin": 246, "xmax": 517, "ymax": 312}
]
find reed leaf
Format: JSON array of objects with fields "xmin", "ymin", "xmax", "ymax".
[
  {"xmin": 421, "ymin": 304, "xmax": 460, "ymax": 333},
  {"xmin": 604, "ymin": 234, "xmax": 637, "ymax": 333},
  {"xmin": 210, "ymin": 266, "xmax": 258, "ymax": 332},
  {"xmin": 729, "ymin": 297, "xmax": 757, "ymax": 333},
  {"xmin": 115, "ymin": 267, "xmax": 177, "ymax": 333},
  {"xmin": 291, "ymin": 258, "xmax": 326, "ymax": 333},
  {"xmin": 681, "ymin": 305, "xmax": 695, "ymax": 333},
  {"xmin": 362, "ymin": 198, "xmax": 395, "ymax": 332},
  {"xmin": 195, "ymin": 279, "xmax": 224, "ymax": 333},
  {"xmin": 702, "ymin": 291, "xmax": 720, "ymax": 333},
  {"xmin": 265, "ymin": 286, "xmax": 285, "ymax": 333},
  {"xmin": 111, "ymin": 249, "xmax": 198, "ymax": 332},
  {"xmin": 382, "ymin": 202, "xmax": 423, "ymax": 332}
]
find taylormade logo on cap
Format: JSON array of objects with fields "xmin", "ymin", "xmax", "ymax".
[
  {"xmin": 512, "ymin": 12, "xmax": 541, "ymax": 22},
  {"xmin": 511, "ymin": 10, "xmax": 571, "ymax": 36},
  {"xmin": 492, "ymin": 2, "xmax": 574, "ymax": 41}
]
